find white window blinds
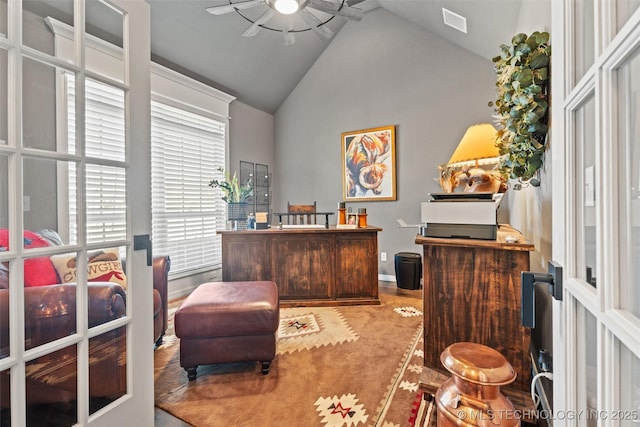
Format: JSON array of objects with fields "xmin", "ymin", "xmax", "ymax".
[
  {"xmin": 67, "ymin": 75, "xmax": 127, "ymax": 245},
  {"xmin": 151, "ymin": 101, "xmax": 226, "ymax": 276}
]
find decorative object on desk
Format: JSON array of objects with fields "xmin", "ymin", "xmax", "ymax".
[
  {"xmin": 247, "ymin": 212, "xmax": 256, "ymax": 229},
  {"xmin": 337, "ymin": 202, "xmax": 346, "ymax": 225},
  {"xmin": 438, "ymin": 123, "xmax": 507, "ymax": 194},
  {"xmin": 339, "ymin": 211, "xmax": 358, "ymax": 229},
  {"xmin": 492, "ymin": 31, "xmax": 550, "ymax": 184},
  {"xmin": 255, "ymin": 211, "xmax": 269, "ymax": 229},
  {"xmin": 342, "ymin": 125, "xmax": 396, "ymax": 201},
  {"xmin": 357, "ymin": 207, "xmax": 367, "ymax": 228}
]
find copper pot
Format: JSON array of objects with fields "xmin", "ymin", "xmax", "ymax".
[{"xmin": 435, "ymin": 342, "xmax": 520, "ymax": 427}]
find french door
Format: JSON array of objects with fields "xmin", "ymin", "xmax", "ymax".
[
  {"xmin": 0, "ymin": 1, "xmax": 152, "ymax": 425},
  {"xmin": 552, "ymin": 0, "xmax": 640, "ymax": 424}
]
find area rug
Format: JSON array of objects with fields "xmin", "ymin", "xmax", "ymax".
[{"xmin": 154, "ymin": 283, "xmax": 425, "ymax": 426}]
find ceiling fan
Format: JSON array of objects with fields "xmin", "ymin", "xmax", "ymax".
[{"xmin": 206, "ymin": 0, "xmax": 365, "ymax": 45}]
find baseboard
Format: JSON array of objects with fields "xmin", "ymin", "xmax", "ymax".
[{"xmin": 379, "ymin": 274, "xmax": 396, "ymax": 282}]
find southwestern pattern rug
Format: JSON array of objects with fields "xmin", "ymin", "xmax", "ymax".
[{"xmin": 154, "ymin": 283, "xmax": 427, "ymax": 427}]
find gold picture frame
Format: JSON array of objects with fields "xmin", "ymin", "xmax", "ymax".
[{"xmin": 341, "ymin": 125, "xmax": 396, "ymax": 201}]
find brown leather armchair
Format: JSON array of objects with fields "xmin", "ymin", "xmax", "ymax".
[
  {"xmin": 0, "ymin": 255, "xmax": 170, "ymax": 409},
  {"xmin": 152, "ymin": 255, "xmax": 171, "ymax": 346}
]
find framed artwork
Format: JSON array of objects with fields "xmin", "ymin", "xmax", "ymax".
[{"xmin": 341, "ymin": 125, "xmax": 396, "ymax": 201}]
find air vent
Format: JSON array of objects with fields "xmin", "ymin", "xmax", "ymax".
[{"xmin": 442, "ymin": 7, "xmax": 467, "ymax": 34}]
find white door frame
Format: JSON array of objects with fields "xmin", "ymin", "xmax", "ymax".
[
  {"xmin": 552, "ymin": 2, "xmax": 640, "ymax": 426},
  {"xmin": 0, "ymin": 1, "xmax": 153, "ymax": 425}
]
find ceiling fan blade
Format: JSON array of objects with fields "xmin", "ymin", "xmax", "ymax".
[
  {"xmin": 242, "ymin": 8, "xmax": 276, "ymax": 37},
  {"xmin": 308, "ymin": 0, "xmax": 363, "ymax": 21},
  {"xmin": 283, "ymin": 19, "xmax": 296, "ymax": 45},
  {"xmin": 206, "ymin": 0, "xmax": 264, "ymax": 15},
  {"xmin": 298, "ymin": 8, "xmax": 334, "ymax": 40}
]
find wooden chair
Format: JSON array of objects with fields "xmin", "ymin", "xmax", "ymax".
[{"xmin": 287, "ymin": 201, "xmax": 317, "ymax": 224}]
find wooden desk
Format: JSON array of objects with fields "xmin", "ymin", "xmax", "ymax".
[
  {"xmin": 219, "ymin": 226, "xmax": 381, "ymax": 307},
  {"xmin": 415, "ymin": 224, "xmax": 534, "ymax": 395}
]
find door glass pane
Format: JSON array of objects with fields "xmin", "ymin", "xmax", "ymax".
[
  {"xmin": 617, "ymin": 46, "xmax": 640, "ymax": 317},
  {"xmin": 86, "ymin": 165, "xmax": 126, "ymax": 243},
  {"xmin": 23, "ymin": 57, "xmax": 77, "ymax": 153},
  {"xmin": 574, "ymin": 0, "xmax": 595, "ymax": 85},
  {"xmin": 576, "ymin": 303, "xmax": 598, "ymax": 423},
  {"xmin": 574, "ymin": 94, "xmax": 597, "ymax": 287},
  {"xmin": 1, "ymin": 154, "xmax": 8, "ymax": 362},
  {"xmin": 24, "ymin": 157, "xmax": 60, "ymax": 233},
  {"xmin": 618, "ymin": 339, "xmax": 640, "ymax": 426},
  {"xmin": 0, "ymin": 369, "xmax": 9, "ymax": 421},
  {"xmin": 25, "ymin": 254, "xmax": 76, "ymax": 350},
  {"xmin": 617, "ymin": 0, "xmax": 640, "ymax": 32},
  {"xmin": 85, "ymin": 79, "xmax": 125, "ymax": 162},
  {"xmin": 0, "ymin": 263, "xmax": 8, "ymax": 361},
  {"xmin": 0, "ymin": 153, "xmax": 7, "ymax": 231},
  {"xmin": 22, "ymin": 0, "xmax": 73, "ymax": 57},
  {"xmin": 26, "ymin": 344, "xmax": 77, "ymax": 426},
  {"xmin": 86, "ymin": 0, "xmax": 124, "ymax": 83},
  {"xmin": 23, "ymin": 157, "xmax": 78, "ymax": 246},
  {"xmin": 0, "ymin": 48, "xmax": 6, "ymax": 146},
  {"xmin": 89, "ymin": 327, "xmax": 126, "ymax": 415},
  {"xmin": 0, "ymin": 0, "xmax": 6, "ymax": 37}
]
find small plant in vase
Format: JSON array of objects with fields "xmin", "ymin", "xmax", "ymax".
[{"xmin": 209, "ymin": 167, "xmax": 253, "ymax": 221}]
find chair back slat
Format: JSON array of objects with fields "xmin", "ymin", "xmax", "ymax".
[{"xmin": 287, "ymin": 201, "xmax": 317, "ymax": 225}]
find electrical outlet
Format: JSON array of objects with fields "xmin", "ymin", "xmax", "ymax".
[{"xmin": 381, "ymin": 252, "xmax": 387, "ymax": 261}]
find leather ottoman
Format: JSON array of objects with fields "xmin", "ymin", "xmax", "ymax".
[{"xmin": 174, "ymin": 281, "xmax": 279, "ymax": 380}]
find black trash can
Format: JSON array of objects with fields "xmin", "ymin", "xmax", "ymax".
[{"xmin": 395, "ymin": 252, "xmax": 422, "ymax": 290}]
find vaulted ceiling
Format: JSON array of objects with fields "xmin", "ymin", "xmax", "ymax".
[{"xmin": 148, "ymin": 0, "xmax": 524, "ymax": 114}]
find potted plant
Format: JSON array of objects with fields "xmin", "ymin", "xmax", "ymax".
[
  {"xmin": 208, "ymin": 167, "xmax": 253, "ymax": 220},
  {"xmin": 492, "ymin": 31, "xmax": 551, "ymax": 185}
]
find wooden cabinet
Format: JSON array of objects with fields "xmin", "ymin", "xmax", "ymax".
[
  {"xmin": 415, "ymin": 225, "xmax": 534, "ymax": 395},
  {"xmin": 219, "ymin": 226, "xmax": 381, "ymax": 306}
]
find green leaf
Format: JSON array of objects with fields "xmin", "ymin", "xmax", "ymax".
[
  {"xmin": 516, "ymin": 68, "xmax": 534, "ymax": 86},
  {"xmin": 533, "ymin": 67, "xmax": 548, "ymax": 81},
  {"xmin": 512, "ymin": 33, "xmax": 527, "ymax": 45},
  {"xmin": 535, "ymin": 31, "xmax": 550, "ymax": 45},
  {"xmin": 524, "ymin": 112, "xmax": 539, "ymax": 124},
  {"xmin": 529, "ymin": 50, "xmax": 550, "ymax": 69},
  {"xmin": 516, "ymin": 42, "xmax": 532, "ymax": 55}
]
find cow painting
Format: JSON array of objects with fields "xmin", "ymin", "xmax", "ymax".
[{"xmin": 342, "ymin": 126, "xmax": 396, "ymax": 201}]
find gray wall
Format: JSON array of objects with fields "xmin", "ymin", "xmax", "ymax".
[
  {"xmin": 229, "ymin": 100, "xmax": 276, "ymax": 181},
  {"xmin": 273, "ymin": 8, "xmax": 499, "ymax": 276},
  {"xmin": 508, "ymin": 0, "xmax": 553, "ymax": 364}
]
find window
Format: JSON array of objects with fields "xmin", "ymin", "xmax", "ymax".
[
  {"xmin": 151, "ymin": 102, "xmax": 226, "ymax": 277},
  {"xmin": 67, "ymin": 79, "xmax": 227, "ymax": 277},
  {"xmin": 53, "ymin": 17, "xmax": 234, "ymax": 279},
  {"xmin": 66, "ymin": 74, "xmax": 127, "ymax": 246}
]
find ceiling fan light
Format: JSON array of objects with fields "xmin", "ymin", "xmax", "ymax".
[{"xmin": 274, "ymin": 0, "xmax": 299, "ymax": 15}]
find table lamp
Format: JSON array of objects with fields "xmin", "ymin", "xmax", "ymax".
[{"xmin": 438, "ymin": 123, "xmax": 506, "ymax": 193}]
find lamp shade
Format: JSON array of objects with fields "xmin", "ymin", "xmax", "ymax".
[{"xmin": 448, "ymin": 123, "xmax": 500, "ymax": 165}]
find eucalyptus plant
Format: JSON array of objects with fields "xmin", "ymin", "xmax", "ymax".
[
  {"xmin": 208, "ymin": 167, "xmax": 253, "ymax": 203},
  {"xmin": 492, "ymin": 31, "xmax": 551, "ymax": 183}
]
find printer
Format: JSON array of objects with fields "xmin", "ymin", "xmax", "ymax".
[{"xmin": 420, "ymin": 192, "xmax": 503, "ymax": 240}]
